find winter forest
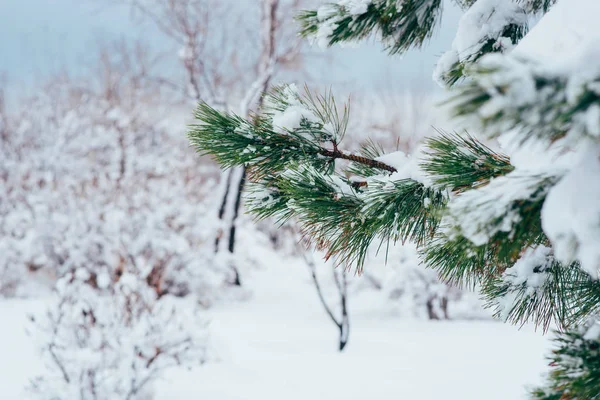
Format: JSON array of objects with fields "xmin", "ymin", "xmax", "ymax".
[{"xmin": 1, "ymin": 0, "xmax": 599, "ymax": 398}]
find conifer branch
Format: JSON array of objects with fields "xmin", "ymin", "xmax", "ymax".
[
  {"xmin": 189, "ymin": 86, "xmax": 398, "ymax": 178},
  {"xmin": 423, "ymin": 232, "xmax": 504, "ymax": 288},
  {"xmin": 436, "ymin": 22, "xmax": 528, "ymax": 88},
  {"xmin": 421, "ymin": 130, "xmax": 514, "ymax": 192},
  {"xmin": 298, "ymin": 0, "xmax": 443, "ymax": 55},
  {"xmin": 447, "ymin": 172, "xmax": 558, "ymax": 264},
  {"xmin": 345, "ymin": 140, "xmax": 388, "ymax": 178},
  {"xmin": 448, "ymin": 53, "xmax": 600, "ymax": 146},
  {"xmin": 484, "ymin": 254, "xmax": 600, "ymax": 331},
  {"xmin": 521, "ymin": 0, "xmax": 557, "ymax": 13},
  {"xmin": 532, "ymin": 323, "xmax": 600, "ymax": 399}
]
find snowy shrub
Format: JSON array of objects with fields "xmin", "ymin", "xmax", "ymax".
[
  {"xmin": 355, "ymin": 244, "xmax": 485, "ymax": 320},
  {"xmin": 0, "ymin": 73, "xmax": 233, "ymax": 303},
  {"xmin": 28, "ymin": 269, "xmax": 208, "ymax": 400}
]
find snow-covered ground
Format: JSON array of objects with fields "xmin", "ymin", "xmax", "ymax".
[{"xmin": 1, "ymin": 251, "xmax": 552, "ymax": 400}]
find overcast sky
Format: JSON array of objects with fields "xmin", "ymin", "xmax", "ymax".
[{"xmin": 0, "ymin": 0, "xmax": 462, "ymax": 97}]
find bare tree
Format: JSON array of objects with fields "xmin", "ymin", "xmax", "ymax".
[
  {"xmin": 217, "ymin": 0, "xmax": 281, "ymax": 286},
  {"xmin": 303, "ymin": 251, "xmax": 350, "ymax": 351},
  {"xmin": 129, "ymin": 0, "xmax": 307, "ymax": 286}
]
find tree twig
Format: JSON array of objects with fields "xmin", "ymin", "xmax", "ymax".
[
  {"xmin": 319, "ymin": 148, "xmax": 397, "ymax": 173},
  {"xmin": 304, "ymin": 253, "xmax": 341, "ymax": 329}
]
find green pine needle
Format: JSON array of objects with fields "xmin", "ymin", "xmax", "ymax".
[
  {"xmin": 421, "ymin": 130, "xmax": 514, "ymax": 192},
  {"xmin": 297, "ymin": 0, "xmax": 443, "ymax": 55}
]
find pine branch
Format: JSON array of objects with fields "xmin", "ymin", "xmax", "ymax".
[
  {"xmin": 436, "ymin": 22, "xmax": 527, "ymax": 87},
  {"xmin": 297, "ymin": 0, "xmax": 443, "ymax": 55},
  {"xmin": 345, "ymin": 140, "xmax": 387, "ymax": 178},
  {"xmin": 273, "ymin": 165, "xmax": 364, "ymax": 255},
  {"xmin": 421, "ymin": 130, "xmax": 513, "ymax": 192},
  {"xmin": 189, "ymin": 86, "xmax": 397, "ymax": 179},
  {"xmin": 248, "ymin": 163, "xmax": 445, "ymax": 272},
  {"xmin": 440, "ymin": 26, "xmax": 528, "ymax": 87},
  {"xmin": 334, "ymin": 177, "xmax": 447, "ymax": 269},
  {"xmin": 447, "ymin": 171, "xmax": 558, "ymax": 263},
  {"xmin": 521, "ymin": 0, "xmax": 557, "ymax": 13},
  {"xmin": 423, "ymin": 230, "xmax": 507, "ymax": 288},
  {"xmin": 245, "ymin": 178, "xmax": 293, "ymax": 223},
  {"xmin": 448, "ymin": 53, "xmax": 600, "ymax": 146},
  {"xmin": 532, "ymin": 323, "xmax": 600, "ymax": 399},
  {"xmin": 484, "ymin": 252, "xmax": 600, "ymax": 331}
]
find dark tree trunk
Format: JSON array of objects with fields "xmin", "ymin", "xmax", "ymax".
[
  {"xmin": 214, "ymin": 169, "xmax": 233, "ymax": 253},
  {"xmin": 224, "ymin": 167, "xmax": 246, "ymax": 286},
  {"xmin": 227, "ymin": 167, "xmax": 246, "ymax": 255},
  {"xmin": 214, "ymin": 0, "xmax": 278, "ymax": 287}
]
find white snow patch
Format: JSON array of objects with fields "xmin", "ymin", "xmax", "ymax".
[
  {"xmin": 375, "ymin": 147, "xmax": 432, "ymax": 186},
  {"xmin": 338, "ymin": 0, "xmax": 372, "ymax": 15},
  {"xmin": 453, "ymin": 0, "xmax": 525, "ymax": 59},
  {"xmin": 449, "ymin": 171, "xmax": 554, "ymax": 246},
  {"xmin": 433, "ymin": 0, "xmax": 526, "ymax": 87},
  {"xmin": 515, "ymin": 0, "xmax": 600, "ymax": 65},
  {"xmin": 271, "ymin": 84, "xmax": 319, "ymax": 135},
  {"xmin": 542, "ymin": 144, "xmax": 600, "ymax": 279},
  {"xmin": 584, "ymin": 321, "xmax": 600, "ymax": 341},
  {"xmin": 0, "ymin": 260, "xmax": 552, "ymax": 400},
  {"xmin": 502, "ymin": 246, "xmax": 552, "ymax": 295},
  {"xmin": 433, "ymin": 49, "xmax": 459, "ymax": 87}
]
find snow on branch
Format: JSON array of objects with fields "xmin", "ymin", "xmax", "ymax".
[
  {"xmin": 482, "ymin": 246, "xmax": 600, "ymax": 330},
  {"xmin": 449, "ymin": 47, "xmax": 600, "ymax": 147},
  {"xmin": 542, "ymin": 145, "xmax": 600, "ymax": 280},
  {"xmin": 532, "ymin": 320, "xmax": 600, "ymax": 399},
  {"xmin": 433, "ymin": 0, "xmax": 528, "ymax": 87},
  {"xmin": 191, "ymin": 85, "xmax": 456, "ymax": 270},
  {"xmin": 447, "ymin": 171, "xmax": 559, "ymax": 253},
  {"xmin": 298, "ymin": 0, "xmax": 443, "ymax": 54}
]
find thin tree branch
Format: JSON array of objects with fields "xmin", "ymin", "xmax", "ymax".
[
  {"xmin": 319, "ymin": 148, "xmax": 397, "ymax": 173},
  {"xmin": 49, "ymin": 344, "xmax": 71, "ymax": 384},
  {"xmin": 304, "ymin": 252, "xmax": 342, "ymax": 328}
]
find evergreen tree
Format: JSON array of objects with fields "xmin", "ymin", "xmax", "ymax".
[{"xmin": 188, "ymin": 0, "xmax": 600, "ymax": 396}]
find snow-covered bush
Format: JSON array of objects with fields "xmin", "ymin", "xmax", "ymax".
[
  {"xmin": 0, "ymin": 63, "xmax": 233, "ymax": 303},
  {"xmin": 0, "ymin": 69, "xmax": 217, "ymax": 397},
  {"xmin": 28, "ymin": 269, "xmax": 208, "ymax": 400},
  {"xmin": 359, "ymin": 244, "xmax": 484, "ymax": 320}
]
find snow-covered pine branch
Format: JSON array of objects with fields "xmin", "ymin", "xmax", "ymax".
[
  {"xmin": 298, "ymin": 0, "xmax": 443, "ymax": 54},
  {"xmin": 433, "ymin": 0, "xmax": 528, "ymax": 87},
  {"xmin": 191, "ymin": 0, "xmax": 600, "ymax": 392}
]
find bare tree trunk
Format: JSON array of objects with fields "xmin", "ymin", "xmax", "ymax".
[
  {"xmin": 426, "ymin": 298, "xmax": 440, "ymax": 320},
  {"xmin": 441, "ymin": 296, "xmax": 449, "ymax": 320},
  {"xmin": 333, "ymin": 267, "xmax": 349, "ymax": 351},
  {"xmin": 216, "ymin": 0, "xmax": 280, "ymax": 285},
  {"xmin": 214, "ymin": 169, "xmax": 233, "ymax": 252},
  {"xmin": 226, "ymin": 167, "xmax": 246, "ymax": 286},
  {"xmin": 215, "ymin": 166, "xmax": 245, "ymax": 286},
  {"xmin": 305, "ymin": 253, "xmax": 350, "ymax": 352}
]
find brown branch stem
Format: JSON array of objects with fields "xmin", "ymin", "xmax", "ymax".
[{"xmin": 319, "ymin": 148, "xmax": 397, "ymax": 173}]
